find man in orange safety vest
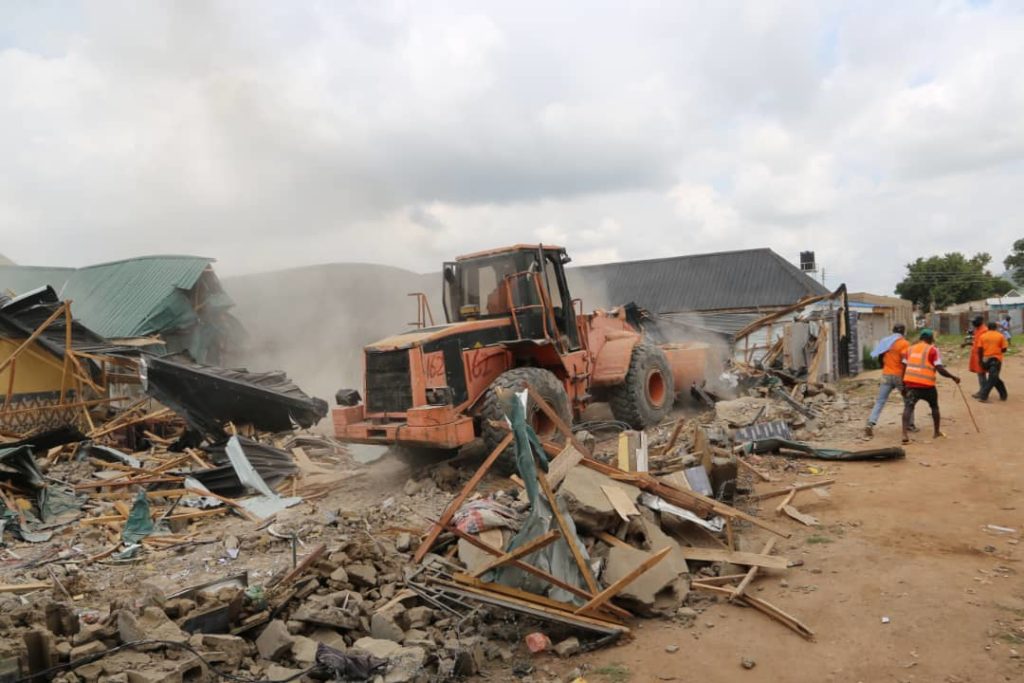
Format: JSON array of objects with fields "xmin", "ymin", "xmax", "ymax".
[{"xmin": 901, "ymin": 329, "xmax": 960, "ymax": 444}]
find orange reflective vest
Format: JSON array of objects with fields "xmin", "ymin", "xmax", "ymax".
[{"xmin": 904, "ymin": 341, "xmax": 937, "ymax": 387}]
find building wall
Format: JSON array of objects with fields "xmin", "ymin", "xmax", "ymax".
[{"xmin": 0, "ymin": 338, "xmax": 66, "ymax": 393}]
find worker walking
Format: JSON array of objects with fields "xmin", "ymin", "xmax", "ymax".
[
  {"xmin": 964, "ymin": 316, "xmax": 988, "ymax": 395},
  {"xmin": 865, "ymin": 324, "xmax": 912, "ymax": 437},
  {"xmin": 901, "ymin": 329, "xmax": 960, "ymax": 444},
  {"xmin": 976, "ymin": 320, "xmax": 1009, "ymax": 402}
]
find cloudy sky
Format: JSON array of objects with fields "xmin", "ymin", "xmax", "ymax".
[{"xmin": 1, "ymin": 0, "xmax": 1022, "ymax": 293}]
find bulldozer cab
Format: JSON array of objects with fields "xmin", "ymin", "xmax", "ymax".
[{"xmin": 443, "ymin": 245, "xmax": 580, "ymax": 349}]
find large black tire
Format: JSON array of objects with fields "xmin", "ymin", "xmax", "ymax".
[
  {"xmin": 480, "ymin": 367, "xmax": 572, "ymax": 476},
  {"xmin": 609, "ymin": 342, "xmax": 676, "ymax": 429}
]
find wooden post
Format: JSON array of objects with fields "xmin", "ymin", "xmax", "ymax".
[
  {"xmin": 574, "ymin": 547, "xmax": 670, "ymax": 615},
  {"xmin": 59, "ymin": 302, "xmax": 73, "ymax": 403},
  {"xmin": 730, "ymin": 537, "xmax": 776, "ymax": 602},
  {"xmin": 469, "ymin": 530, "xmax": 560, "ymax": 578},
  {"xmin": 413, "ymin": 432, "xmax": 514, "ymax": 563},
  {"xmin": 537, "ymin": 467, "xmax": 599, "ymax": 594}
]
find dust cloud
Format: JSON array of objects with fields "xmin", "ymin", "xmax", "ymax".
[{"xmin": 223, "ymin": 263, "xmax": 440, "ymax": 411}]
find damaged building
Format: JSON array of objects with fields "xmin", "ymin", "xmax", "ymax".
[{"xmin": 0, "ymin": 255, "xmax": 243, "ymax": 365}]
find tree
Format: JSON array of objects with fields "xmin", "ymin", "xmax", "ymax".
[
  {"xmin": 1003, "ymin": 238, "xmax": 1024, "ymax": 285},
  {"xmin": 894, "ymin": 252, "xmax": 1014, "ymax": 311}
]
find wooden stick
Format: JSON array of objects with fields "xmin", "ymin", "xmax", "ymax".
[
  {"xmin": 88, "ymin": 407, "xmax": 173, "ymax": 439},
  {"xmin": 775, "ymin": 488, "xmax": 797, "ymax": 515},
  {"xmin": 0, "ymin": 582, "xmax": 51, "ymax": 594},
  {"xmin": 574, "ymin": 547, "xmax": 671, "ymax": 615},
  {"xmin": 413, "ymin": 432, "xmax": 514, "ymax": 564},
  {"xmin": 183, "ymin": 487, "xmax": 259, "ymax": 522},
  {"xmin": 595, "ymin": 531, "xmax": 632, "ymax": 549},
  {"xmin": 675, "ymin": 547, "xmax": 790, "ymax": 569},
  {"xmin": 736, "ymin": 456, "xmax": 773, "ymax": 482},
  {"xmin": 269, "ymin": 543, "xmax": 326, "ymax": 589},
  {"xmin": 453, "ymin": 574, "xmax": 625, "ymax": 624},
  {"xmin": 537, "ymin": 466, "xmax": 599, "ymax": 594},
  {"xmin": 730, "ymin": 537, "xmax": 776, "ymax": 602},
  {"xmin": 693, "ymin": 573, "xmax": 748, "ymax": 586},
  {"xmin": 955, "ymin": 382, "xmax": 982, "ymax": 433},
  {"xmin": 0, "ymin": 305, "xmax": 67, "ymax": 376},
  {"xmin": 469, "ymin": 530, "xmax": 560, "ymax": 578},
  {"xmin": 691, "ymin": 583, "xmax": 814, "ymax": 640},
  {"xmin": 725, "ymin": 518, "xmax": 735, "ymax": 550},
  {"xmin": 748, "ymin": 479, "xmax": 835, "ymax": 502},
  {"xmin": 3, "ymin": 357, "xmax": 15, "ymax": 411},
  {"xmin": 447, "ymin": 526, "xmax": 631, "ymax": 620}
]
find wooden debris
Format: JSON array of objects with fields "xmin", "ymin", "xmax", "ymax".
[
  {"xmin": 748, "ymin": 479, "xmax": 835, "ymax": 501},
  {"xmin": 469, "ymin": 530, "xmax": 561, "ymax": 579},
  {"xmin": 676, "ymin": 547, "xmax": 790, "ymax": 570},
  {"xmin": 574, "ymin": 547, "xmax": 671, "ymax": 615}
]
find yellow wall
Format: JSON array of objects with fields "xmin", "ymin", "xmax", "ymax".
[{"xmin": 0, "ymin": 338, "xmax": 68, "ymax": 394}]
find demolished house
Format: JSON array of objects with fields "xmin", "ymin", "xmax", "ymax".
[{"xmin": 0, "ymin": 255, "xmax": 243, "ymax": 365}]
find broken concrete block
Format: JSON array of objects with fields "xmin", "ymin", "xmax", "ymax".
[
  {"xmin": 346, "ymin": 563, "xmax": 377, "ymax": 588},
  {"xmin": 292, "ymin": 594, "xmax": 362, "ymax": 630},
  {"xmin": 291, "ymin": 635, "xmax": 318, "ymax": 665},
  {"xmin": 553, "ymin": 637, "xmax": 580, "ymax": 658},
  {"xmin": 353, "ymin": 637, "xmax": 403, "ymax": 660},
  {"xmin": 255, "ymin": 620, "xmax": 294, "ymax": 661},
  {"xmin": 116, "ymin": 608, "xmax": 188, "ymax": 646},
  {"xmin": 602, "ymin": 544, "xmax": 681, "ymax": 614},
  {"xmin": 383, "ymin": 645, "xmax": 426, "ymax": 683},
  {"xmin": 264, "ymin": 664, "xmax": 305, "ymax": 682},
  {"xmin": 560, "ymin": 466, "xmax": 641, "ymax": 532},
  {"xmin": 404, "ymin": 606, "xmax": 434, "ymax": 629},
  {"xmin": 633, "ymin": 513, "xmax": 689, "ymax": 576},
  {"xmin": 328, "ymin": 567, "xmax": 349, "ymax": 584},
  {"xmin": 395, "ymin": 532, "xmax": 412, "ymax": 552},
  {"xmin": 196, "ymin": 634, "xmax": 250, "ymax": 668},
  {"xmin": 69, "ymin": 641, "xmax": 107, "ymax": 659},
  {"xmin": 370, "ymin": 611, "xmax": 405, "ymax": 643},
  {"xmin": 310, "ymin": 628, "xmax": 348, "ymax": 651}
]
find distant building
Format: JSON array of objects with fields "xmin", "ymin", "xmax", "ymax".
[
  {"xmin": 0, "ymin": 256, "xmax": 243, "ymax": 364},
  {"xmin": 847, "ymin": 292, "xmax": 915, "ymax": 358}
]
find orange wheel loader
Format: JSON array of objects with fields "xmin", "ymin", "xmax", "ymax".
[{"xmin": 332, "ymin": 244, "xmax": 708, "ymax": 472}]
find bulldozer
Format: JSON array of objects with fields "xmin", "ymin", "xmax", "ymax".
[{"xmin": 332, "ymin": 244, "xmax": 707, "ymax": 470}]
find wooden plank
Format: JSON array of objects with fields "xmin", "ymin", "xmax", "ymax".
[
  {"xmin": 0, "ymin": 582, "xmax": 50, "ymax": 594},
  {"xmin": 782, "ymin": 505, "xmax": 819, "ymax": 526},
  {"xmin": 453, "ymin": 574, "xmax": 627, "ymax": 624},
  {"xmin": 731, "ymin": 537, "xmax": 775, "ymax": 602},
  {"xmin": 413, "ymin": 432, "xmax": 514, "ymax": 564},
  {"xmin": 600, "ymin": 485, "xmax": 640, "ymax": 522},
  {"xmin": 595, "ymin": 531, "xmax": 632, "ymax": 550},
  {"xmin": 676, "ymin": 547, "xmax": 790, "ymax": 570},
  {"xmin": 526, "ymin": 387, "xmax": 591, "ymax": 456},
  {"xmin": 446, "ymin": 525, "xmax": 634, "ymax": 619},
  {"xmin": 694, "ymin": 573, "xmax": 748, "ymax": 586},
  {"xmin": 775, "ymin": 488, "xmax": 797, "ymax": 515},
  {"xmin": 748, "ymin": 479, "xmax": 835, "ymax": 502},
  {"xmin": 736, "ymin": 457, "xmax": 773, "ymax": 482},
  {"xmin": 537, "ymin": 466, "xmax": 599, "ymax": 594},
  {"xmin": 546, "ymin": 445, "xmax": 583, "ymax": 490},
  {"xmin": 692, "ymin": 583, "xmax": 814, "ymax": 640},
  {"xmin": 469, "ymin": 530, "xmax": 560, "ymax": 579},
  {"xmin": 269, "ymin": 543, "xmax": 326, "ymax": 589},
  {"xmin": 574, "ymin": 547, "xmax": 671, "ymax": 615}
]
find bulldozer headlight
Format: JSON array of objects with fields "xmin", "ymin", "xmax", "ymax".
[{"xmin": 426, "ymin": 387, "xmax": 454, "ymax": 406}]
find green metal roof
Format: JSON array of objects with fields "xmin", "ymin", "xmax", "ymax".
[{"xmin": 0, "ymin": 255, "xmax": 225, "ymax": 338}]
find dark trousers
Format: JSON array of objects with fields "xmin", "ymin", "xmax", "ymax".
[{"xmin": 980, "ymin": 358, "xmax": 1007, "ymax": 401}]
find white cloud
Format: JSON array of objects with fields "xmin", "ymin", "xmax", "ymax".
[{"xmin": 0, "ymin": 1, "xmax": 1022, "ymax": 295}]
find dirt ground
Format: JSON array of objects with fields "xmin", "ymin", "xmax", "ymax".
[{"xmin": 531, "ymin": 354, "xmax": 1024, "ymax": 683}]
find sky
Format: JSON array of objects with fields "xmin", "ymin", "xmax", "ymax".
[{"xmin": 0, "ymin": 0, "xmax": 1022, "ymax": 294}]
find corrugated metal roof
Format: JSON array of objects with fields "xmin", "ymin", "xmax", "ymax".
[
  {"xmin": 568, "ymin": 248, "xmax": 829, "ymax": 313},
  {"xmin": 0, "ymin": 255, "xmax": 217, "ymax": 338}
]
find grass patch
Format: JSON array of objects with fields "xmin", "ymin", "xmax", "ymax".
[
  {"xmin": 592, "ymin": 664, "xmax": 631, "ymax": 682},
  {"xmin": 806, "ymin": 535, "xmax": 834, "ymax": 544}
]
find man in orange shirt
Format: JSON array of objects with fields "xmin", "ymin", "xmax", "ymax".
[
  {"xmin": 977, "ymin": 320, "xmax": 1008, "ymax": 402},
  {"xmin": 866, "ymin": 324, "xmax": 912, "ymax": 437},
  {"xmin": 964, "ymin": 316, "xmax": 987, "ymax": 396},
  {"xmin": 902, "ymin": 329, "xmax": 960, "ymax": 444}
]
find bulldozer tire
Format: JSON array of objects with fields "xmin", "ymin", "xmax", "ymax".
[
  {"xmin": 609, "ymin": 342, "xmax": 676, "ymax": 429},
  {"xmin": 480, "ymin": 367, "xmax": 572, "ymax": 476}
]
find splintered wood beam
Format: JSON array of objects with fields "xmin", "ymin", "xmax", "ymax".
[
  {"xmin": 676, "ymin": 547, "xmax": 790, "ymax": 570},
  {"xmin": 0, "ymin": 305, "xmax": 67, "ymax": 377},
  {"xmin": 413, "ymin": 432, "xmax": 514, "ymax": 564},
  {"xmin": 537, "ymin": 466, "xmax": 599, "ymax": 594},
  {"xmin": 748, "ymin": 479, "xmax": 835, "ymax": 502},
  {"xmin": 574, "ymin": 546, "xmax": 671, "ymax": 615},
  {"xmin": 447, "ymin": 526, "xmax": 631, "ymax": 621},
  {"xmin": 469, "ymin": 530, "xmax": 560, "ymax": 579},
  {"xmin": 730, "ymin": 537, "xmax": 776, "ymax": 602},
  {"xmin": 692, "ymin": 583, "xmax": 814, "ymax": 640},
  {"xmin": 775, "ymin": 488, "xmax": 797, "ymax": 515}
]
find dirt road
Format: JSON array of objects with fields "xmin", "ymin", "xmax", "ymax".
[{"xmin": 552, "ymin": 355, "xmax": 1024, "ymax": 682}]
